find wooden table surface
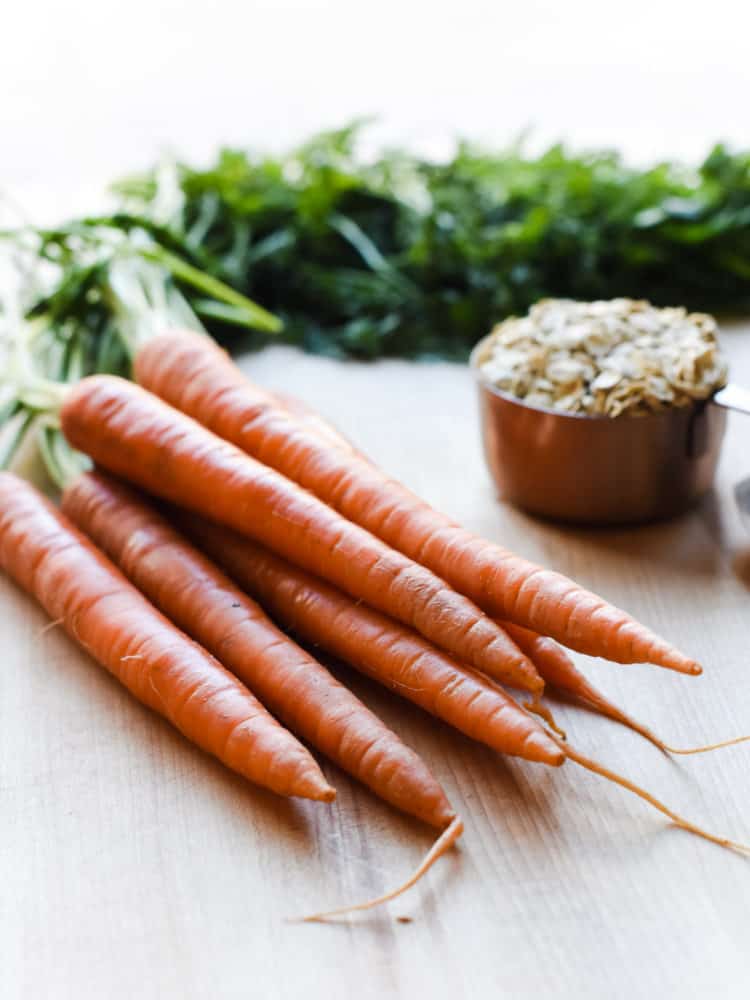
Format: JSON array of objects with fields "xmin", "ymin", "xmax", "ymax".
[{"xmin": 4, "ymin": 328, "xmax": 750, "ymax": 1000}]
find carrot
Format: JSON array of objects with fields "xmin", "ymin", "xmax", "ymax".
[
  {"xmin": 172, "ymin": 514, "xmax": 750, "ymax": 862},
  {"xmin": 504, "ymin": 622, "xmax": 750, "ymax": 757},
  {"xmin": 189, "ymin": 376, "xmax": 725, "ymax": 755},
  {"xmin": 170, "ymin": 511, "xmax": 565, "ymax": 767},
  {"xmin": 0, "ymin": 472, "xmax": 333, "ymax": 802},
  {"xmin": 134, "ymin": 330, "xmax": 698, "ymax": 675},
  {"xmin": 58, "ymin": 374, "xmax": 544, "ymax": 695},
  {"xmin": 170, "ymin": 509, "xmax": 750, "ymax": 859},
  {"xmin": 61, "ymin": 469, "xmax": 458, "ymax": 828}
]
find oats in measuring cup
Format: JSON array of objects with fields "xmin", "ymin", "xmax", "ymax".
[{"xmin": 477, "ymin": 299, "xmax": 728, "ymax": 416}]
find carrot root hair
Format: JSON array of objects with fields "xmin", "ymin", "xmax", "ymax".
[
  {"xmin": 562, "ymin": 742, "xmax": 750, "ymax": 855},
  {"xmin": 293, "ymin": 816, "xmax": 464, "ymax": 923},
  {"xmin": 533, "ymin": 669, "xmax": 750, "ymax": 759},
  {"xmin": 524, "ymin": 698, "xmax": 567, "ymax": 741},
  {"xmin": 38, "ymin": 617, "xmax": 64, "ymax": 636},
  {"xmin": 579, "ymin": 699, "xmax": 670, "ymax": 753},
  {"xmin": 556, "ymin": 693, "xmax": 750, "ymax": 758},
  {"xmin": 662, "ymin": 735, "xmax": 750, "ymax": 756}
]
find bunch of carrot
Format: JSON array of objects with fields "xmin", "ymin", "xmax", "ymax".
[{"xmin": 1, "ymin": 328, "xmax": 747, "ymax": 920}]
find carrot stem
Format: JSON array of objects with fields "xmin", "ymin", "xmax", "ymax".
[{"xmin": 296, "ymin": 816, "xmax": 464, "ymax": 923}]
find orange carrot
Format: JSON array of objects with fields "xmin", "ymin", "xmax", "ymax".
[
  {"xmin": 62, "ymin": 469, "xmax": 458, "ymax": 828},
  {"xmin": 175, "ymin": 514, "xmax": 749, "ymax": 861},
  {"xmin": 196, "ymin": 378, "xmax": 714, "ymax": 749},
  {"xmin": 0, "ymin": 472, "xmax": 333, "ymax": 802},
  {"xmin": 134, "ymin": 331, "xmax": 698, "ymax": 675},
  {"xmin": 267, "ymin": 395, "xmax": 723, "ymax": 754},
  {"xmin": 58, "ymin": 375, "xmax": 543, "ymax": 694},
  {"xmin": 171, "ymin": 511, "xmax": 565, "ymax": 767}
]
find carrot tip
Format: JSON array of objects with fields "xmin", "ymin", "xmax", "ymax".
[
  {"xmin": 291, "ymin": 816, "xmax": 463, "ymax": 923},
  {"xmin": 656, "ymin": 657, "xmax": 702, "ymax": 676},
  {"xmin": 526, "ymin": 729, "xmax": 567, "ymax": 767},
  {"xmin": 301, "ymin": 781, "xmax": 336, "ymax": 802},
  {"xmin": 297, "ymin": 776, "xmax": 337, "ymax": 803}
]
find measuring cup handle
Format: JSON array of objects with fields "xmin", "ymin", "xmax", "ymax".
[{"xmin": 713, "ymin": 383, "xmax": 750, "ymax": 416}]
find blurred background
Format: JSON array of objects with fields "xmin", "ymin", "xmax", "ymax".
[{"xmin": 4, "ymin": 0, "xmax": 750, "ymax": 219}]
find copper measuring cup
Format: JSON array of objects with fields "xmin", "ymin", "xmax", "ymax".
[{"xmin": 470, "ymin": 334, "xmax": 750, "ymax": 525}]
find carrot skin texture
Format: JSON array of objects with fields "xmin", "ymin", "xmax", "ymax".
[
  {"xmin": 0, "ymin": 473, "xmax": 333, "ymax": 802},
  {"xmin": 60, "ymin": 375, "xmax": 542, "ymax": 695},
  {"xmin": 174, "ymin": 512, "xmax": 565, "ymax": 768},
  {"xmin": 135, "ymin": 331, "xmax": 698, "ymax": 676},
  {"xmin": 63, "ymin": 471, "xmax": 455, "ymax": 828}
]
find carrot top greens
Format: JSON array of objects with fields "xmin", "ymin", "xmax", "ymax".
[
  {"xmin": 4, "ymin": 123, "xmax": 750, "ymax": 480},
  {"xmin": 111, "ymin": 123, "xmax": 750, "ymax": 359},
  {"xmin": 3, "ymin": 120, "xmax": 750, "ymax": 376}
]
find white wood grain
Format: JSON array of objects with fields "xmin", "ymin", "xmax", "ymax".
[{"xmin": 3, "ymin": 326, "xmax": 750, "ymax": 999}]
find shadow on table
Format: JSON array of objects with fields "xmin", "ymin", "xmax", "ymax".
[
  {"xmin": 514, "ymin": 488, "xmax": 729, "ymax": 581},
  {"xmin": 37, "ymin": 605, "xmax": 320, "ymax": 853},
  {"xmin": 731, "ymin": 548, "xmax": 750, "ymax": 589}
]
